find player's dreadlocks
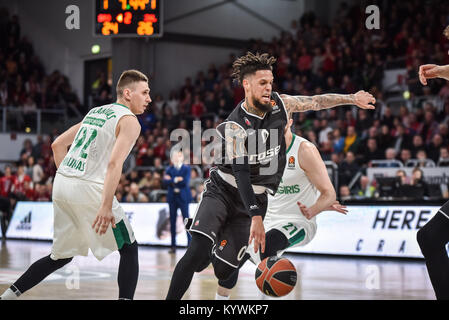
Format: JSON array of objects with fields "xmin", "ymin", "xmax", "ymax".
[
  {"xmin": 444, "ymin": 25, "xmax": 449, "ymax": 39},
  {"xmin": 231, "ymin": 52, "xmax": 276, "ymax": 85}
]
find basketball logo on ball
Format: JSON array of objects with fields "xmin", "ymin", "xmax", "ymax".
[{"xmin": 255, "ymin": 256, "xmax": 297, "ymax": 297}]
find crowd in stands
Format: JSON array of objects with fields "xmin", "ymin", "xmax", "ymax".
[
  {"xmin": 0, "ymin": 8, "xmax": 83, "ymax": 132},
  {"xmin": 1, "ymin": 0, "xmax": 449, "ymax": 213}
]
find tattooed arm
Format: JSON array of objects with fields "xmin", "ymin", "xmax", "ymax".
[
  {"xmin": 280, "ymin": 90, "xmax": 376, "ymax": 117},
  {"xmin": 222, "ymin": 122, "xmax": 266, "ymax": 253},
  {"xmin": 224, "ymin": 122, "xmax": 247, "ymax": 161}
]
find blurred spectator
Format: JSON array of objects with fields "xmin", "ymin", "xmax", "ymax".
[
  {"xmin": 410, "ymin": 134, "xmax": 425, "ymax": 158},
  {"xmin": 125, "ymin": 182, "xmax": 149, "ymax": 203},
  {"xmin": 410, "ymin": 167, "xmax": 429, "ymax": 197},
  {"xmin": 318, "ymin": 118, "xmax": 333, "ymax": 144},
  {"xmin": 20, "ymin": 139, "xmax": 33, "ymax": 158},
  {"xmin": 420, "ymin": 111, "xmax": 439, "ymax": 144},
  {"xmin": 426, "ymin": 134, "xmax": 444, "ymax": 163},
  {"xmin": 416, "ymin": 149, "xmax": 431, "ymax": 167},
  {"xmin": 191, "ymin": 94, "xmax": 205, "ymax": 119},
  {"xmin": 32, "ymin": 158, "xmax": 45, "ymax": 183},
  {"xmin": 399, "ymin": 149, "xmax": 412, "ymax": 166},
  {"xmin": 34, "ymin": 183, "xmax": 50, "ymax": 201},
  {"xmin": 339, "ymin": 151, "xmax": 360, "ymax": 186},
  {"xmin": 332, "ymin": 128, "xmax": 345, "ymax": 153},
  {"xmin": 162, "ymin": 150, "xmax": 192, "ymax": 253},
  {"xmin": 0, "ymin": 166, "xmax": 16, "ymax": 198},
  {"xmin": 396, "ymin": 169, "xmax": 409, "ymax": 185},
  {"xmin": 343, "ymin": 125, "xmax": 359, "ymax": 153},
  {"xmin": 378, "ymin": 125, "xmax": 393, "ymax": 150},
  {"xmin": 339, "ymin": 185, "xmax": 351, "ymax": 201},
  {"xmin": 438, "ymin": 147, "xmax": 449, "ymax": 166},
  {"xmin": 362, "ymin": 138, "xmax": 383, "ymax": 166},
  {"xmin": 392, "ymin": 124, "xmax": 412, "ymax": 153},
  {"xmin": 385, "ymin": 148, "xmax": 398, "ymax": 162},
  {"xmin": 354, "ymin": 175, "xmax": 376, "ymax": 198},
  {"xmin": 25, "ymin": 156, "xmax": 34, "ymax": 178},
  {"xmin": 141, "ymin": 148, "xmax": 155, "ymax": 167},
  {"xmin": 12, "ymin": 165, "xmax": 31, "ymax": 196},
  {"xmin": 128, "ymin": 170, "xmax": 140, "ymax": 184}
]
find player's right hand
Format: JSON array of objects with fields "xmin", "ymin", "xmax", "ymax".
[
  {"xmin": 353, "ymin": 90, "xmax": 376, "ymax": 110},
  {"xmin": 92, "ymin": 207, "xmax": 116, "ymax": 235},
  {"xmin": 419, "ymin": 64, "xmax": 440, "ymax": 85},
  {"xmin": 249, "ymin": 216, "xmax": 265, "ymax": 254}
]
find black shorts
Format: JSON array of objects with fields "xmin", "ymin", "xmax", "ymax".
[{"xmin": 189, "ymin": 169, "xmax": 268, "ymax": 268}]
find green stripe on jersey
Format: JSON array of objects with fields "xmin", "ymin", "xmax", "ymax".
[
  {"xmin": 286, "ymin": 134, "xmax": 296, "ymax": 154},
  {"xmin": 113, "ymin": 103, "xmax": 129, "ymax": 110},
  {"xmin": 288, "ymin": 228, "xmax": 305, "ymax": 247},
  {"xmin": 113, "ymin": 220, "xmax": 132, "ymax": 249}
]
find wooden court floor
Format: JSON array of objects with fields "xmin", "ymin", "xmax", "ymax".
[{"xmin": 0, "ymin": 240, "xmax": 436, "ymax": 300}]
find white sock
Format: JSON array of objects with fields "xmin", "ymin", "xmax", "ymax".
[
  {"xmin": 1, "ymin": 287, "xmax": 21, "ymax": 300},
  {"xmin": 215, "ymin": 292, "xmax": 230, "ymax": 300}
]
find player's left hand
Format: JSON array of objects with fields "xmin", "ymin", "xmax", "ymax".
[
  {"xmin": 249, "ymin": 216, "xmax": 265, "ymax": 254},
  {"xmin": 328, "ymin": 201, "xmax": 348, "ymax": 215},
  {"xmin": 353, "ymin": 90, "xmax": 376, "ymax": 110},
  {"xmin": 92, "ymin": 206, "xmax": 116, "ymax": 235}
]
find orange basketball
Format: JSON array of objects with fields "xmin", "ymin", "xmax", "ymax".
[{"xmin": 255, "ymin": 256, "xmax": 297, "ymax": 297}]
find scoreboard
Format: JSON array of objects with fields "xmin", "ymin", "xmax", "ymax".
[{"xmin": 94, "ymin": 0, "xmax": 162, "ymax": 37}]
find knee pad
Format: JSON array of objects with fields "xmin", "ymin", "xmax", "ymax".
[
  {"xmin": 183, "ymin": 234, "xmax": 213, "ymax": 271},
  {"xmin": 213, "ymin": 259, "xmax": 236, "ymax": 281},
  {"xmin": 195, "ymin": 258, "xmax": 211, "ymax": 273},
  {"xmin": 218, "ymin": 269, "xmax": 239, "ymax": 289}
]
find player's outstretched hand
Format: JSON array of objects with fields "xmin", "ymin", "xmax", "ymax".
[
  {"xmin": 327, "ymin": 201, "xmax": 348, "ymax": 215},
  {"xmin": 92, "ymin": 206, "xmax": 116, "ymax": 235},
  {"xmin": 249, "ymin": 216, "xmax": 265, "ymax": 254},
  {"xmin": 419, "ymin": 64, "xmax": 441, "ymax": 85},
  {"xmin": 353, "ymin": 90, "xmax": 376, "ymax": 110}
]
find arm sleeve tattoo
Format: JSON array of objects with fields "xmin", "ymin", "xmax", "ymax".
[{"xmin": 281, "ymin": 93, "xmax": 356, "ymax": 117}]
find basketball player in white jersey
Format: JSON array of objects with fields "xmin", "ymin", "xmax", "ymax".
[
  {"xmin": 215, "ymin": 118, "xmax": 347, "ymax": 299},
  {"xmin": 0, "ymin": 70, "xmax": 150, "ymax": 300}
]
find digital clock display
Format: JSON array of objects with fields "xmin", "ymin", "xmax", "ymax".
[{"xmin": 94, "ymin": 0, "xmax": 162, "ymax": 37}]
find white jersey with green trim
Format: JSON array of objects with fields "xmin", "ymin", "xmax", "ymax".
[
  {"xmin": 57, "ymin": 103, "xmax": 136, "ymax": 184},
  {"xmin": 264, "ymin": 134, "xmax": 320, "ymax": 226}
]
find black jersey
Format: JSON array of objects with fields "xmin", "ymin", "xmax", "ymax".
[{"xmin": 216, "ymin": 91, "xmax": 288, "ymax": 194}]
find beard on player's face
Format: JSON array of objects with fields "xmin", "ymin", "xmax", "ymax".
[{"xmin": 252, "ymin": 96, "xmax": 272, "ymax": 112}]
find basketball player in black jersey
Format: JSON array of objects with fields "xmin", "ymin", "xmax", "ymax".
[
  {"xmin": 416, "ymin": 26, "xmax": 449, "ymax": 300},
  {"xmin": 165, "ymin": 52, "xmax": 375, "ymax": 300}
]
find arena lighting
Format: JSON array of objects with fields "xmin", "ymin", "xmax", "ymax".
[
  {"xmin": 91, "ymin": 44, "xmax": 101, "ymax": 54},
  {"xmin": 403, "ymin": 90, "xmax": 411, "ymax": 99}
]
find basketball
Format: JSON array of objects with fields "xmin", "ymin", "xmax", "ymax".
[{"xmin": 255, "ymin": 256, "xmax": 297, "ymax": 297}]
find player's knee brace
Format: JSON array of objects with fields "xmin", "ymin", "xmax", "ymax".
[
  {"xmin": 218, "ymin": 269, "xmax": 239, "ymax": 289},
  {"xmin": 213, "ymin": 259, "xmax": 236, "ymax": 281},
  {"xmin": 183, "ymin": 233, "xmax": 213, "ymax": 271}
]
